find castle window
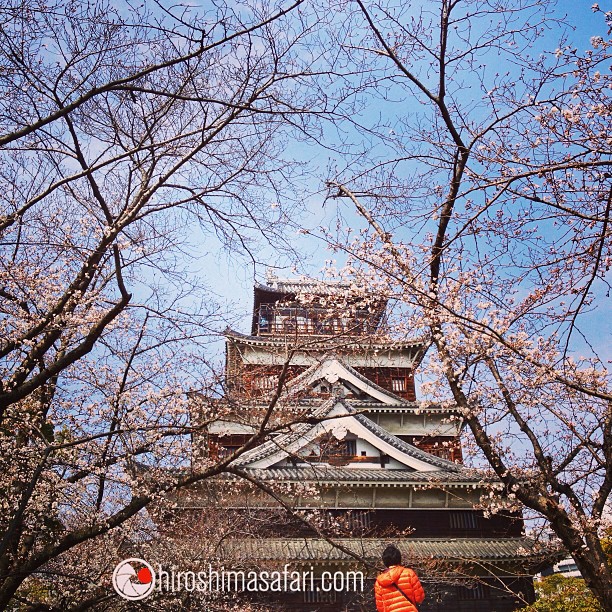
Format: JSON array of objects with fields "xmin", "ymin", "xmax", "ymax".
[
  {"xmin": 252, "ymin": 375, "xmax": 277, "ymax": 390},
  {"xmin": 457, "ymin": 582, "xmax": 488, "ymax": 600},
  {"xmin": 317, "ymin": 436, "xmax": 356, "ymax": 459},
  {"xmin": 392, "ymin": 377, "xmax": 406, "ymax": 392},
  {"xmin": 344, "ymin": 439, "xmax": 357, "ymax": 456},
  {"xmin": 349, "ymin": 510, "xmax": 371, "ymax": 530},
  {"xmin": 450, "ymin": 511, "xmax": 479, "ymax": 530},
  {"xmin": 304, "ymin": 586, "xmax": 337, "ymax": 603},
  {"xmin": 218, "ymin": 445, "xmax": 240, "ymax": 458}
]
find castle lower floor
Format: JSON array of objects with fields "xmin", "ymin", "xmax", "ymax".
[{"xmin": 245, "ymin": 575, "xmax": 535, "ymax": 611}]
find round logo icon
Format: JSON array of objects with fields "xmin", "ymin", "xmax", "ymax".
[{"xmin": 112, "ymin": 558, "xmax": 155, "ymax": 601}]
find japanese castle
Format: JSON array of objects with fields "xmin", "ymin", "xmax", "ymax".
[{"xmin": 183, "ymin": 276, "xmax": 545, "ymax": 610}]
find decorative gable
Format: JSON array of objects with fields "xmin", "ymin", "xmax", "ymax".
[
  {"xmin": 233, "ymin": 398, "xmax": 462, "ymax": 474},
  {"xmin": 285, "ymin": 358, "xmax": 406, "ymax": 405}
]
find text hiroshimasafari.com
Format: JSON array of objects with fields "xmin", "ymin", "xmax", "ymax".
[{"xmin": 155, "ymin": 564, "xmax": 364, "ymax": 593}]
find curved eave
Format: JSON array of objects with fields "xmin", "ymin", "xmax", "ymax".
[
  {"xmin": 226, "ymin": 328, "xmax": 427, "ymax": 352},
  {"xmin": 215, "ymin": 537, "xmax": 548, "ymax": 566},
  {"xmin": 253, "ymin": 280, "xmax": 386, "ymax": 300},
  {"xmin": 349, "ymin": 400, "xmax": 461, "ymax": 415},
  {"xmin": 346, "ymin": 403, "xmax": 461, "ymax": 471},
  {"xmin": 239, "ymin": 467, "xmax": 490, "ymax": 487},
  {"xmin": 232, "ymin": 399, "xmax": 465, "ymax": 472}
]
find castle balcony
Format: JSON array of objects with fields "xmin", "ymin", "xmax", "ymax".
[{"xmin": 256, "ymin": 304, "xmax": 381, "ymax": 337}]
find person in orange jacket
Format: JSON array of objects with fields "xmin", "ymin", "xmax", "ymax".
[{"xmin": 375, "ymin": 544, "xmax": 425, "ymax": 612}]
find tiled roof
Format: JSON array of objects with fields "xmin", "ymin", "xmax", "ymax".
[
  {"xmin": 348, "ymin": 400, "xmax": 458, "ymax": 414},
  {"xmin": 255, "ymin": 279, "xmax": 358, "ymax": 295},
  {"xmin": 336, "ymin": 361, "xmax": 407, "ymax": 403},
  {"xmin": 281, "ymin": 358, "xmax": 414, "ymax": 408},
  {"xmin": 347, "ymin": 400, "xmax": 419, "ymax": 408},
  {"xmin": 225, "ymin": 328, "xmax": 425, "ymax": 351},
  {"xmin": 216, "ymin": 537, "xmax": 544, "ymax": 563},
  {"xmin": 242, "ymin": 466, "xmax": 485, "ymax": 484}
]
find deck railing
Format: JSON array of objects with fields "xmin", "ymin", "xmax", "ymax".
[{"xmin": 257, "ymin": 305, "xmax": 380, "ymax": 336}]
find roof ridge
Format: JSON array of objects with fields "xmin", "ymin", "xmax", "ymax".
[{"xmin": 215, "ymin": 537, "xmax": 549, "ymax": 564}]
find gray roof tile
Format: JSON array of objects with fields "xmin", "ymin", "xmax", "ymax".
[
  {"xmin": 243, "ymin": 466, "xmax": 485, "ymax": 484},
  {"xmin": 225, "ymin": 328, "xmax": 425, "ymax": 351},
  {"xmin": 216, "ymin": 537, "xmax": 544, "ymax": 563}
]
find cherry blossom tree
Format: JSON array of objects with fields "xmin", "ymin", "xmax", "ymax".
[
  {"xmin": 320, "ymin": 0, "xmax": 612, "ymax": 608},
  {"xmin": 0, "ymin": 0, "xmax": 341, "ymax": 607}
]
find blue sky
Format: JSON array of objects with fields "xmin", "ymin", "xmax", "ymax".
[{"xmin": 182, "ymin": 0, "xmax": 611, "ymax": 370}]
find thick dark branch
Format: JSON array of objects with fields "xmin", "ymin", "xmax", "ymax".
[
  {"xmin": 0, "ymin": 0, "xmax": 305, "ymax": 148},
  {"xmin": 0, "ymin": 293, "xmax": 131, "ymax": 414},
  {"xmin": 563, "ymin": 183, "xmax": 612, "ymax": 356},
  {"xmin": 0, "ymin": 448, "xmax": 52, "ymax": 561},
  {"xmin": 485, "ymin": 357, "xmax": 588, "ymax": 516},
  {"xmin": 592, "ymin": 402, "xmax": 612, "ymax": 517}
]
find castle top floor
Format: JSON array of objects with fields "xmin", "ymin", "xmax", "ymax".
[{"xmin": 251, "ymin": 276, "xmax": 386, "ymax": 339}]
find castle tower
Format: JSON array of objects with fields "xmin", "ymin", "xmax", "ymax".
[{"xmin": 185, "ymin": 277, "xmax": 543, "ymax": 611}]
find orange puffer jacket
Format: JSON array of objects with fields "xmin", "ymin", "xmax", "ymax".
[{"xmin": 375, "ymin": 565, "xmax": 425, "ymax": 612}]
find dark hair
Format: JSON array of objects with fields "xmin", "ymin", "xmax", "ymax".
[{"xmin": 382, "ymin": 544, "xmax": 402, "ymax": 567}]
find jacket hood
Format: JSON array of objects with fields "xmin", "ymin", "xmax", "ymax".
[{"xmin": 376, "ymin": 565, "xmax": 404, "ymax": 587}]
